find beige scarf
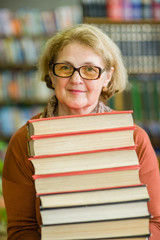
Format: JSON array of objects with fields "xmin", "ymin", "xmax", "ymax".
[{"xmin": 41, "ymin": 95, "xmax": 112, "ymax": 118}]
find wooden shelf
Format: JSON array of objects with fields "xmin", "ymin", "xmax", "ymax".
[
  {"xmin": 83, "ymin": 17, "xmax": 160, "ymax": 25},
  {"xmin": 0, "ymin": 100, "xmax": 46, "ymax": 106},
  {"xmin": 0, "ymin": 33, "xmax": 56, "ymax": 39},
  {"xmin": 0, "ymin": 64, "xmax": 37, "ymax": 70}
]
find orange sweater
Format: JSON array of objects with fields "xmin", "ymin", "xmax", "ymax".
[{"xmin": 2, "ymin": 115, "xmax": 160, "ymax": 240}]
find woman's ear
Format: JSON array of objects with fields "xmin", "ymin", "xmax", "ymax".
[
  {"xmin": 103, "ymin": 67, "xmax": 114, "ymax": 88},
  {"xmin": 49, "ymin": 70, "xmax": 55, "ymax": 88}
]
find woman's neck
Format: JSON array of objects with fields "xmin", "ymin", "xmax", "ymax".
[{"xmin": 57, "ymin": 102, "xmax": 99, "ymax": 116}]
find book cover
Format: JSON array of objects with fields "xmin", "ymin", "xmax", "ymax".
[{"xmin": 33, "ymin": 165, "xmax": 141, "ymax": 195}]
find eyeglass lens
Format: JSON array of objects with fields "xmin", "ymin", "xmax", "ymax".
[{"xmin": 54, "ymin": 63, "xmax": 100, "ymax": 80}]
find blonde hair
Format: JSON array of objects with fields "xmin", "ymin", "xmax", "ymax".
[{"xmin": 38, "ymin": 24, "xmax": 128, "ymax": 100}]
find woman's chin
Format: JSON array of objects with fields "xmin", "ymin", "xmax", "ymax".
[{"xmin": 67, "ymin": 102, "xmax": 86, "ymax": 110}]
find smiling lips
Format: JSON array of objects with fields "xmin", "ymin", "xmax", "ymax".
[{"xmin": 68, "ymin": 89, "xmax": 86, "ymax": 94}]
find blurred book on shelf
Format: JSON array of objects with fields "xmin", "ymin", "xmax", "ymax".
[
  {"xmin": 108, "ymin": 74, "xmax": 160, "ymax": 156},
  {"xmin": 0, "ymin": 6, "xmax": 82, "ymax": 65},
  {"xmin": 82, "ymin": 0, "xmax": 159, "ymax": 20},
  {"xmin": 92, "ymin": 23, "xmax": 160, "ymax": 74},
  {"xmin": 0, "ymin": 6, "xmax": 83, "ymax": 37},
  {"xmin": 152, "ymin": 0, "xmax": 160, "ymax": 19},
  {"xmin": 0, "ymin": 70, "xmax": 52, "ymax": 102},
  {"xmin": 0, "ymin": 106, "xmax": 44, "ymax": 138}
]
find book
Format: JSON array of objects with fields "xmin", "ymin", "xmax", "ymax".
[
  {"xmin": 33, "ymin": 165, "xmax": 141, "ymax": 195},
  {"xmin": 153, "ymin": 80, "xmax": 160, "ymax": 120},
  {"xmin": 39, "ymin": 185, "xmax": 149, "ymax": 208},
  {"xmin": 41, "ymin": 218, "xmax": 150, "ymax": 240},
  {"xmin": 42, "ymin": 238, "xmax": 149, "ymax": 240},
  {"xmin": 27, "ymin": 111, "xmax": 134, "ymax": 136},
  {"xmin": 131, "ymin": 0, "xmax": 143, "ymax": 19},
  {"xmin": 130, "ymin": 79, "xmax": 143, "ymax": 122},
  {"xmin": 113, "ymin": 92, "xmax": 124, "ymax": 111},
  {"xmin": 107, "ymin": 0, "xmax": 124, "ymax": 20},
  {"xmin": 98, "ymin": 238, "xmax": 149, "ymax": 240},
  {"xmin": 123, "ymin": 0, "xmax": 133, "ymax": 20},
  {"xmin": 40, "ymin": 200, "xmax": 150, "ymax": 225},
  {"xmin": 28, "ymin": 126, "xmax": 135, "ymax": 157},
  {"xmin": 142, "ymin": 0, "xmax": 152, "ymax": 19},
  {"xmin": 152, "ymin": 0, "xmax": 160, "ymax": 19},
  {"xmin": 29, "ymin": 147, "xmax": 138, "ymax": 175}
]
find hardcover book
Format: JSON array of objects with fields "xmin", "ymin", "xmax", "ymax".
[
  {"xmin": 28, "ymin": 126, "xmax": 135, "ymax": 157},
  {"xmin": 29, "ymin": 146, "xmax": 138, "ymax": 175},
  {"xmin": 27, "ymin": 111, "xmax": 134, "ymax": 136},
  {"xmin": 40, "ymin": 200, "xmax": 150, "ymax": 225},
  {"xmin": 33, "ymin": 165, "xmax": 141, "ymax": 195},
  {"xmin": 39, "ymin": 185, "xmax": 149, "ymax": 208},
  {"xmin": 41, "ymin": 218, "xmax": 150, "ymax": 240}
]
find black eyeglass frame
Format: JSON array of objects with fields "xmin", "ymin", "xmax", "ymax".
[{"xmin": 49, "ymin": 62, "xmax": 106, "ymax": 80}]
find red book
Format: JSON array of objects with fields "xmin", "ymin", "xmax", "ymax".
[
  {"xmin": 33, "ymin": 165, "xmax": 142, "ymax": 195},
  {"xmin": 29, "ymin": 146, "xmax": 137, "ymax": 176},
  {"xmin": 107, "ymin": 0, "xmax": 124, "ymax": 20},
  {"xmin": 28, "ymin": 126, "xmax": 135, "ymax": 157},
  {"xmin": 27, "ymin": 110, "xmax": 134, "ymax": 137},
  {"xmin": 152, "ymin": 0, "xmax": 160, "ymax": 19}
]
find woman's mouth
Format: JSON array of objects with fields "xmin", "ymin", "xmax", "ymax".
[{"xmin": 68, "ymin": 89, "xmax": 86, "ymax": 94}]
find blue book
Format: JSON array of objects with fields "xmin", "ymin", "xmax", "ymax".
[{"xmin": 131, "ymin": 0, "xmax": 143, "ymax": 19}]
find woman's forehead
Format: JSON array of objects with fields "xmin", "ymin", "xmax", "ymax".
[{"xmin": 56, "ymin": 42, "xmax": 105, "ymax": 65}]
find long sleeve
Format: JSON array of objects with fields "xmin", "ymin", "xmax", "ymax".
[
  {"xmin": 2, "ymin": 122, "xmax": 41, "ymax": 240},
  {"xmin": 134, "ymin": 125, "xmax": 160, "ymax": 240}
]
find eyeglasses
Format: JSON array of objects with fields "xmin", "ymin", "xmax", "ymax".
[{"xmin": 49, "ymin": 62, "xmax": 106, "ymax": 80}]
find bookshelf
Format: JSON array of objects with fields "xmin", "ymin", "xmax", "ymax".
[
  {"xmin": 0, "ymin": 6, "xmax": 82, "ymax": 137},
  {"xmin": 0, "ymin": 5, "xmax": 82, "ymax": 236},
  {"xmin": 83, "ymin": 13, "xmax": 160, "ymax": 160}
]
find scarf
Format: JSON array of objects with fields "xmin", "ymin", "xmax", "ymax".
[{"xmin": 41, "ymin": 95, "xmax": 112, "ymax": 118}]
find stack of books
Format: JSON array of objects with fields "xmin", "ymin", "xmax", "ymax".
[{"xmin": 27, "ymin": 111, "xmax": 150, "ymax": 240}]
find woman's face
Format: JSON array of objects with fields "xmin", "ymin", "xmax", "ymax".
[{"xmin": 49, "ymin": 42, "xmax": 113, "ymax": 115}]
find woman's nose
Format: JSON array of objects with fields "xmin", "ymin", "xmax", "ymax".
[{"xmin": 69, "ymin": 70, "xmax": 83, "ymax": 84}]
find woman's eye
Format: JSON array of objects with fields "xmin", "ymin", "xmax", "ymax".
[
  {"xmin": 86, "ymin": 67, "xmax": 94, "ymax": 72},
  {"xmin": 61, "ymin": 66, "xmax": 70, "ymax": 70}
]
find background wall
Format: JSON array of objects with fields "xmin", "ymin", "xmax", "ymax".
[{"xmin": 0, "ymin": 0, "xmax": 80, "ymax": 10}]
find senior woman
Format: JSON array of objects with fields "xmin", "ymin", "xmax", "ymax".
[{"xmin": 2, "ymin": 24, "xmax": 160, "ymax": 240}]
